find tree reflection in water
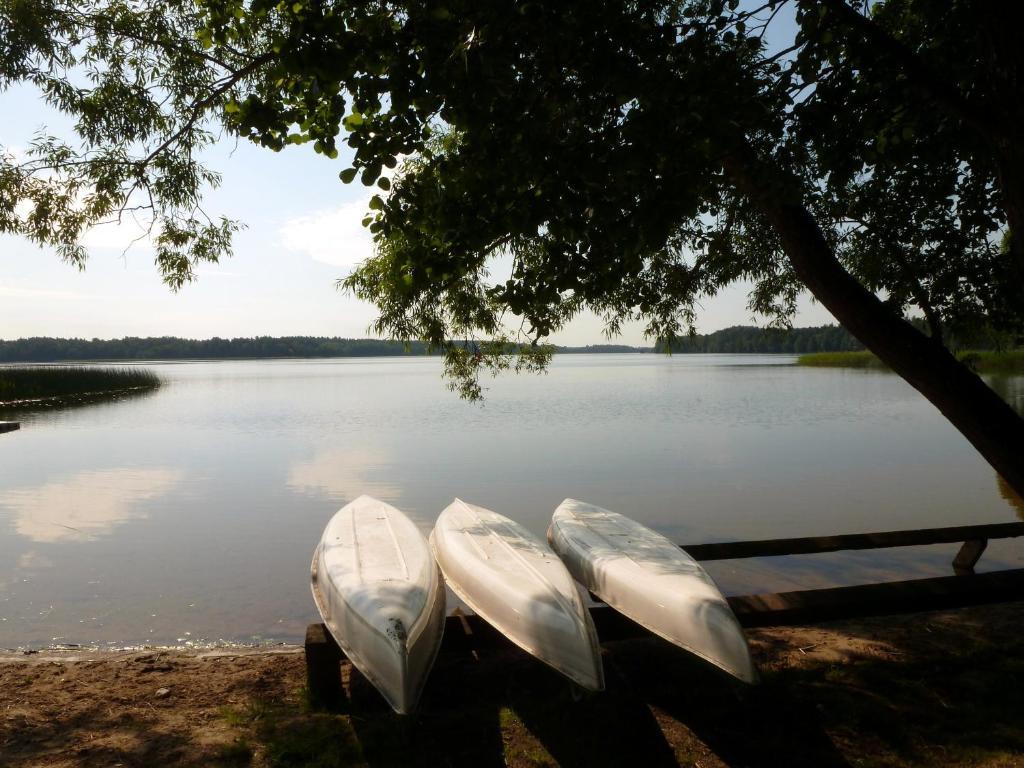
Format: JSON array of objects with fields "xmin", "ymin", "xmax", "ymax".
[{"xmin": 996, "ymin": 474, "xmax": 1024, "ymax": 521}]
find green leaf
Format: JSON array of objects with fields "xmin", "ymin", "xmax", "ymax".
[
  {"xmin": 377, "ymin": 177, "xmax": 391, "ymax": 191},
  {"xmin": 339, "ymin": 168, "xmax": 358, "ymax": 183},
  {"xmin": 368, "ymin": 195, "xmax": 384, "ymax": 210},
  {"xmin": 361, "ymin": 165, "xmax": 380, "ymax": 185}
]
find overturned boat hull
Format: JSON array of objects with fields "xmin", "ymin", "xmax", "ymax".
[
  {"xmin": 431, "ymin": 499, "xmax": 604, "ymax": 691},
  {"xmin": 549, "ymin": 499, "xmax": 757, "ymax": 684},
  {"xmin": 311, "ymin": 495, "xmax": 446, "ymax": 713}
]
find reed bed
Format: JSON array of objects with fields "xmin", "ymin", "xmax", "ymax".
[
  {"xmin": 798, "ymin": 349, "xmax": 1024, "ymax": 373},
  {"xmin": 0, "ymin": 365, "xmax": 160, "ymax": 404},
  {"xmin": 795, "ymin": 351, "xmax": 885, "ymax": 369},
  {"xmin": 957, "ymin": 349, "xmax": 1024, "ymax": 373}
]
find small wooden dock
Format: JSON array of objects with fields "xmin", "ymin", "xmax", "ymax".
[
  {"xmin": 305, "ymin": 519, "xmax": 1024, "ymax": 706},
  {"xmin": 0, "ymin": 421, "xmax": 20, "ymax": 434}
]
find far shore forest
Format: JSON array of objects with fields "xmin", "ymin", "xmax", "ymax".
[
  {"xmin": 0, "ymin": 324, "xmax": 898, "ymax": 362},
  {"xmin": 2, "ymin": 322, "xmax": 1019, "ymax": 367}
]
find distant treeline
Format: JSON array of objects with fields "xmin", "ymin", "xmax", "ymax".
[
  {"xmin": 0, "ymin": 327, "xmax": 863, "ymax": 362},
  {"xmin": 0, "ymin": 336, "xmax": 430, "ymax": 362},
  {"xmin": 658, "ymin": 325, "xmax": 864, "ymax": 354},
  {"xmin": 555, "ymin": 344, "xmax": 642, "ymax": 354}
]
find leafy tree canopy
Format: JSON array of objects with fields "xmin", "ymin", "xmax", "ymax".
[
  {"xmin": 192, "ymin": 0, "xmax": 1023, "ymax": 397},
  {"xmin": 0, "ymin": 0, "xmax": 260, "ymax": 287}
]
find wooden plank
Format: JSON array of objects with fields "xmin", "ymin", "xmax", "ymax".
[
  {"xmin": 681, "ymin": 521, "xmax": 1024, "ymax": 561},
  {"xmin": 952, "ymin": 539, "xmax": 989, "ymax": 574},
  {"xmin": 727, "ymin": 568, "xmax": 1024, "ymax": 627},
  {"xmin": 0, "ymin": 422, "xmax": 20, "ymax": 434}
]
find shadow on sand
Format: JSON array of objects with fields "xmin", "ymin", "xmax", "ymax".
[{"xmin": 341, "ymin": 635, "xmax": 848, "ymax": 768}]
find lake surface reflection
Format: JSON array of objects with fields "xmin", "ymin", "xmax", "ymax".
[{"xmin": 1, "ymin": 354, "xmax": 1021, "ymax": 648}]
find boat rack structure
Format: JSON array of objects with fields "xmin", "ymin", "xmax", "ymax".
[{"xmin": 305, "ymin": 519, "xmax": 1024, "ymax": 706}]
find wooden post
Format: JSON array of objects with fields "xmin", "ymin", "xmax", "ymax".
[
  {"xmin": 952, "ymin": 539, "xmax": 988, "ymax": 575},
  {"xmin": 305, "ymin": 623, "xmax": 344, "ymax": 709},
  {"xmin": 0, "ymin": 422, "xmax": 19, "ymax": 434}
]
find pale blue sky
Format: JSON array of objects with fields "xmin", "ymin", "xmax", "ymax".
[{"xmin": 1, "ymin": 10, "xmax": 835, "ymax": 344}]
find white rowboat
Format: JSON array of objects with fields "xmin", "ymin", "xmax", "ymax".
[
  {"xmin": 548, "ymin": 499, "xmax": 758, "ymax": 684},
  {"xmin": 430, "ymin": 499, "xmax": 604, "ymax": 691},
  {"xmin": 310, "ymin": 495, "xmax": 446, "ymax": 713}
]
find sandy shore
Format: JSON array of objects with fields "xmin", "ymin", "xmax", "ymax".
[{"xmin": 2, "ymin": 602, "xmax": 1023, "ymax": 767}]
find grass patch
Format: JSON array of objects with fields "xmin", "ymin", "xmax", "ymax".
[
  {"xmin": 957, "ymin": 349, "xmax": 1024, "ymax": 373},
  {"xmin": 798, "ymin": 349, "xmax": 1024, "ymax": 373},
  {"xmin": 796, "ymin": 351, "xmax": 885, "ymax": 368},
  {"xmin": 0, "ymin": 364, "xmax": 159, "ymax": 405},
  {"xmin": 498, "ymin": 706, "xmax": 554, "ymax": 767},
  {"xmin": 215, "ymin": 738, "xmax": 254, "ymax": 766},
  {"xmin": 259, "ymin": 713, "xmax": 363, "ymax": 768},
  {"xmin": 219, "ymin": 699, "xmax": 363, "ymax": 768}
]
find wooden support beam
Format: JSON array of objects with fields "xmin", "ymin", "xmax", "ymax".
[
  {"xmin": 389, "ymin": 568, "xmax": 1024, "ymax": 649},
  {"xmin": 727, "ymin": 567, "xmax": 1024, "ymax": 627},
  {"xmin": 442, "ymin": 607, "xmax": 506, "ymax": 653},
  {"xmin": 304, "ymin": 623, "xmax": 344, "ymax": 709},
  {"xmin": 304, "ymin": 570, "xmax": 1024, "ymax": 694},
  {"xmin": 392, "ymin": 569, "xmax": 1024, "ymax": 650},
  {"xmin": 952, "ymin": 539, "xmax": 989, "ymax": 575},
  {"xmin": 681, "ymin": 521, "xmax": 1024, "ymax": 561},
  {"xmin": 0, "ymin": 422, "xmax": 20, "ymax": 434}
]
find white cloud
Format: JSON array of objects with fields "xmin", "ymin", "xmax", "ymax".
[
  {"xmin": 287, "ymin": 446, "xmax": 400, "ymax": 504},
  {"xmin": 3, "ymin": 144, "xmax": 158, "ymax": 253},
  {"xmin": 195, "ymin": 268, "xmax": 240, "ymax": 278},
  {"xmin": 0, "ymin": 467, "xmax": 183, "ymax": 542},
  {"xmin": 80, "ymin": 217, "xmax": 156, "ymax": 252},
  {"xmin": 279, "ymin": 196, "xmax": 376, "ymax": 270},
  {"xmin": 0, "ymin": 281, "xmax": 97, "ymax": 301}
]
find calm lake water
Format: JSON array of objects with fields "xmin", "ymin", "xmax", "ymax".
[{"xmin": 1, "ymin": 354, "xmax": 1021, "ymax": 649}]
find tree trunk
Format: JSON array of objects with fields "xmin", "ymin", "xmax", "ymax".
[{"xmin": 724, "ymin": 154, "xmax": 1024, "ymax": 501}]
